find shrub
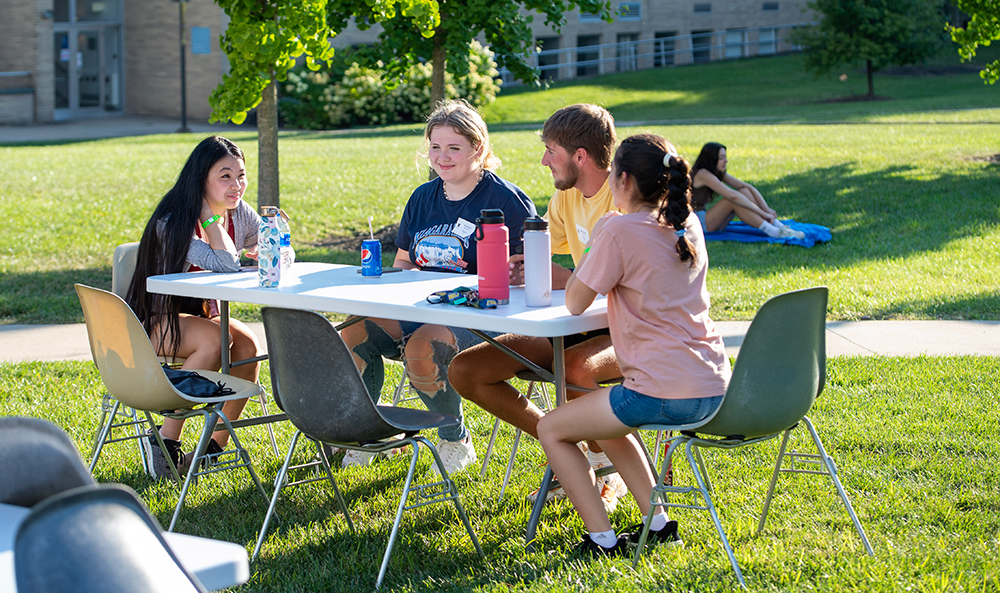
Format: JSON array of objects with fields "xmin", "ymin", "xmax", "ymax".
[{"xmin": 280, "ymin": 41, "xmax": 501, "ymax": 129}]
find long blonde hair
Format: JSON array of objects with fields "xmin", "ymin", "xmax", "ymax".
[{"xmin": 422, "ymin": 99, "xmax": 501, "ymax": 172}]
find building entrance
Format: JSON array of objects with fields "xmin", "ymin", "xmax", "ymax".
[{"xmin": 53, "ymin": 0, "xmax": 123, "ymax": 120}]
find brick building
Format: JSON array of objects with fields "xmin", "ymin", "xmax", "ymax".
[{"xmin": 0, "ymin": 0, "xmax": 813, "ymax": 125}]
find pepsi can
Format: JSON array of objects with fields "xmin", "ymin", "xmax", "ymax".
[{"xmin": 361, "ymin": 239, "xmax": 382, "ymax": 277}]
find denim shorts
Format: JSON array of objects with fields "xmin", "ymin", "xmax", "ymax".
[{"xmin": 609, "ymin": 384, "xmax": 722, "ymax": 428}]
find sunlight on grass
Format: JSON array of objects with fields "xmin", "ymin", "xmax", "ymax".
[{"xmin": 2, "ymin": 356, "xmax": 998, "ymax": 592}]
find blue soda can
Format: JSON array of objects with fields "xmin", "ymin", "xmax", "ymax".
[{"xmin": 361, "ymin": 239, "xmax": 382, "ymax": 277}]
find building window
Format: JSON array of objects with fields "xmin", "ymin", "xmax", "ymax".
[
  {"xmin": 762, "ymin": 2, "xmax": 779, "ymax": 10},
  {"xmin": 691, "ymin": 30, "xmax": 712, "ymax": 63},
  {"xmin": 693, "ymin": 3, "xmax": 711, "ymax": 13},
  {"xmin": 616, "ymin": 33, "xmax": 639, "ymax": 71},
  {"xmin": 725, "ymin": 29, "xmax": 747, "ymax": 59},
  {"xmin": 758, "ymin": 28, "xmax": 776, "ymax": 55},
  {"xmin": 618, "ymin": 2, "xmax": 641, "ymax": 20},
  {"xmin": 654, "ymin": 31, "xmax": 677, "ymax": 67},
  {"xmin": 580, "ymin": 10, "xmax": 602, "ymax": 22},
  {"xmin": 577, "ymin": 35, "xmax": 601, "ymax": 77},
  {"xmin": 536, "ymin": 37, "xmax": 561, "ymax": 81}
]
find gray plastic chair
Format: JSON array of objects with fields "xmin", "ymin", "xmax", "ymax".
[
  {"xmin": 0, "ymin": 416, "xmax": 96, "ymax": 507},
  {"xmin": 254, "ymin": 306, "xmax": 484, "ymax": 590},
  {"xmin": 14, "ymin": 483, "xmax": 207, "ymax": 593},
  {"xmin": 75, "ymin": 283, "xmax": 270, "ymax": 531},
  {"xmin": 632, "ymin": 287, "xmax": 873, "ymax": 587}
]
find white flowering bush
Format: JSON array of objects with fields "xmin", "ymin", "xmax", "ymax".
[{"xmin": 279, "ymin": 41, "xmax": 501, "ymax": 129}]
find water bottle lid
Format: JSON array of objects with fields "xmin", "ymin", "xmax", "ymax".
[
  {"xmin": 477, "ymin": 209, "xmax": 505, "ymax": 224},
  {"xmin": 523, "ymin": 216, "xmax": 548, "ymax": 231}
]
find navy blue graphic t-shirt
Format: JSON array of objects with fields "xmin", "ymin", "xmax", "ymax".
[{"xmin": 396, "ymin": 171, "xmax": 536, "ymax": 274}]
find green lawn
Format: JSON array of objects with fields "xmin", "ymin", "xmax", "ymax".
[{"xmin": 1, "ymin": 355, "xmax": 997, "ymax": 592}]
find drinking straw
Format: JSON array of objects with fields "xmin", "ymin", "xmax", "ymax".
[{"xmin": 368, "ymin": 216, "xmax": 374, "ymax": 240}]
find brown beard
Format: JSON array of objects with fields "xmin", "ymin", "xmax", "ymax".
[{"xmin": 552, "ymin": 160, "xmax": 580, "ymax": 191}]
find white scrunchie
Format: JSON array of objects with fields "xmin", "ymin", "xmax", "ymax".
[{"xmin": 663, "ymin": 150, "xmax": 679, "ymax": 167}]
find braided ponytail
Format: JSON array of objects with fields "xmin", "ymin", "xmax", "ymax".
[
  {"xmin": 612, "ymin": 134, "xmax": 697, "ymax": 266},
  {"xmin": 658, "ymin": 152, "xmax": 696, "ymax": 265}
]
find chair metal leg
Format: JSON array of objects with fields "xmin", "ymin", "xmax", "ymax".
[
  {"xmin": 801, "ymin": 417, "xmax": 874, "ymax": 555},
  {"xmin": 256, "ymin": 391, "xmax": 281, "ymax": 459},
  {"xmin": 525, "ymin": 465, "xmax": 554, "ymax": 551},
  {"xmin": 498, "ymin": 429, "xmax": 522, "ymax": 502},
  {"xmin": 376, "ymin": 440, "xmax": 422, "ymax": 590},
  {"xmin": 756, "ymin": 428, "xmax": 792, "ymax": 535},
  {"xmin": 89, "ymin": 395, "xmax": 153, "ymax": 474},
  {"xmin": 479, "ymin": 417, "xmax": 503, "ymax": 478},
  {"xmin": 252, "ymin": 430, "xmax": 300, "ymax": 560},
  {"xmin": 169, "ymin": 407, "xmax": 268, "ymax": 531},
  {"xmin": 685, "ymin": 441, "xmax": 746, "ymax": 587},
  {"xmin": 418, "ymin": 435, "xmax": 483, "ymax": 560},
  {"xmin": 633, "ymin": 435, "xmax": 684, "ymax": 567}
]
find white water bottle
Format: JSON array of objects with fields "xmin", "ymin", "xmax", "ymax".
[{"xmin": 522, "ymin": 216, "xmax": 552, "ymax": 307}]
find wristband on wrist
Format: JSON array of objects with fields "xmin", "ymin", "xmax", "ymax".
[
  {"xmin": 583, "ymin": 246, "xmax": 591, "ymax": 254},
  {"xmin": 201, "ymin": 214, "xmax": 222, "ymax": 229}
]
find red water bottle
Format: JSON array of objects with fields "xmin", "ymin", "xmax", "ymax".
[{"xmin": 475, "ymin": 208, "xmax": 510, "ymax": 305}]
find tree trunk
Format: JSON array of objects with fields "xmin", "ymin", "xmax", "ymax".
[
  {"xmin": 257, "ymin": 78, "xmax": 279, "ymax": 209},
  {"xmin": 866, "ymin": 59, "xmax": 875, "ymax": 99},
  {"xmin": 431, "ymin": 34, "xmax": 446, "ymax": 110}
]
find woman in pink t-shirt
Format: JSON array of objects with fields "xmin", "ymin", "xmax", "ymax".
[{"xmin": 537, "ymin": 133, "xmax": 731, "ymax": 558}]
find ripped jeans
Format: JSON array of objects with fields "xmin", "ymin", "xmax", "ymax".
[{"xmin": 347, "ymin": 318, "xmax": 492, "ymax": 442}]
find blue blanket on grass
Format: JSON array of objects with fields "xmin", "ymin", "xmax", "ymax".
[{"xmin": 704, "ymin": 220, "xmax": 831, "ymax": 247}]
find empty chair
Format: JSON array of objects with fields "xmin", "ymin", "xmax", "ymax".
[
  {"xmin": 632, "ymin": 287, "xmax": 873, "ymax": 586},
  {"xmin": 15, "ymin": 483, "xmax": 207, "ymax": 593},
  {"xmin": 254, "ymin": 306, "xmax": 483, "ymax": 590},
  {"xmin": 75, "ymin": 283, "xmax": 269, "ymax": 531},
  {"xmin": 0, "ymin": 416, "xmax": 96, "ymax": 507}
]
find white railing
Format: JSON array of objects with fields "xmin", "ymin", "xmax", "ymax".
[{"xmin": 498, "ymin": 22, "xmax": 812, "ymax": 85}]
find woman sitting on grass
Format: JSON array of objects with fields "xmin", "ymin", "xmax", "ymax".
[
  {"xmin": 126, "ymin": 135, "xmax": 263, "ymax": 480},
  {"xmin": 691, "ymin": 141, "xmax": 804, "ymax": 239},
  {"xmin": 537, "ymin": 134, "xmax": 731, "ymax": 557}
]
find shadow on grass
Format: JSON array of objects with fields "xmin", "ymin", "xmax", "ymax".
[{"xmin": 0, "ymin": 267, "xmax": 110, "ymax": 324}]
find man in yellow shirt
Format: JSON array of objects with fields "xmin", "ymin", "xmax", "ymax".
[{"xmin": 450, "ymin": 104, "xmax": 626, "ymax": 509}]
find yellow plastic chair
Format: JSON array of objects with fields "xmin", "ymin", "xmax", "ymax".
[
  {"xmin": 88, "ymin": 243, "xmax": 280, "ymax": 474},
  {"xmin": 632, "ymin": 287, "xmax": 873, "ymax": 587},
  {"xmin": 75, "ymin": 283, "xmax": 270, "ymax": 531}
]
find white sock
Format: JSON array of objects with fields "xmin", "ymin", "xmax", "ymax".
[
  {"xmin": 773, "ymin": 219, "xmax": 788, "ymax": 229},
  {"xmin": 588, "ymin": 450, "xmax": 610, "ymax": 467},
  {"xmin": 589, "ymin": 530, "xmax": 618, "ymax": 548},
  {"xmin": 758, "ymin": 221, "xmax": 782, "ymax": 238},
  {"xmin": 643, "ymin": 512, "xmax": 669, "ymax": 532}
]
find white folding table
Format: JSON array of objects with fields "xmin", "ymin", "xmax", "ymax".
[
  {"xmin": 147, "ymin": 261, "xmax": 610, "ymax": 548},
  {"xmin": 1, "ymin": 502, "xmax": 249, "ymax": 592}
]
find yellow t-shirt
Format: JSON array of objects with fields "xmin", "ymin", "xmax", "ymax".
[{"xmin": 544, "ymin": 176, "xmax": 615, "ymax": 266}]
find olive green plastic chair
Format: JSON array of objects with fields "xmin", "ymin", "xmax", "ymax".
[
  {"xmin": 75, "ymin": 283, "xmax": 271, "ymax": 531},
  {"xmin": 633, "ymin": 287, "xmax": 873, "ymax": 587}
]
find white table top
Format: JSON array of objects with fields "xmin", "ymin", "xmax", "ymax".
[
  {"xmin": 1, "ymin": 502, "xmax": 248, "ymax": 592},
  {"xmin": 148, "ymin": 262, "xmax": 608, "ymax": 338}
]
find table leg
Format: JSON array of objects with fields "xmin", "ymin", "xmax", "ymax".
[
  {"xmin": 220, "ymin": 300, "xmax": 231, "ymax": 375},
  {"xmin": 524, "ymin": 336, "xmax": 565, "ymax": 551}
]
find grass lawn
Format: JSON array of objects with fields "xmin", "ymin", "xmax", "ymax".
[
  {"xmin": 2, "ymin": 53, "xmax": 998, "ymax": 324},
  {"xmin": 1, "ymin": 355, "xmax": 997, "ymax": 592}
]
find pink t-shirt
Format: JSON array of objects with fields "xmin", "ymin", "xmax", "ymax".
[{"xmin": 575, "ymin": 211, "xmax": 730, "ymax": 399}]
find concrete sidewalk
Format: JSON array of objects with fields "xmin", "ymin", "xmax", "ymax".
[
  {"xmin": 2, "ymin": 320, "xmax": 998, "ymax": 364},
  {"xmin": 0, "ymin": 115, "xmax": 245, "ymax": 143}
]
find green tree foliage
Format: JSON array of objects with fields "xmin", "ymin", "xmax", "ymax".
[
  {"xmin": 791, "ymin": 0, "xmax": 946, "ymax": 98},
  {"xmin": 948, "ymin": 0, "xmax": 1000, "ymax": 84},
  {"xmin": 328, "ymin": 0, "xmax": 612, "ymax": 108},
  {"xmin": 209, "ymin": 0, "xmax": 337, "ymax": 208}
]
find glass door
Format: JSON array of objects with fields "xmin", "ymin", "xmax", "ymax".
[{"xmin": 52, "ymin": 0, "xmax": 123, "ymax": 119}]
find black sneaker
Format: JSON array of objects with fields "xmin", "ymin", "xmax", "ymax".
[
  {"xmin": 573, "ymin": 534, "xmax": 630, "ymax": 559},
  {"xmin": 183, "ymin": 438, "xmax": 225, "ymax": 473},
  {"xmin": 626, "ymin": 519, "xmax": 683, "ymax": 547},
  {"xmin": 142, "ymin": 427, "xmax": 190, "ymax": 481}
]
